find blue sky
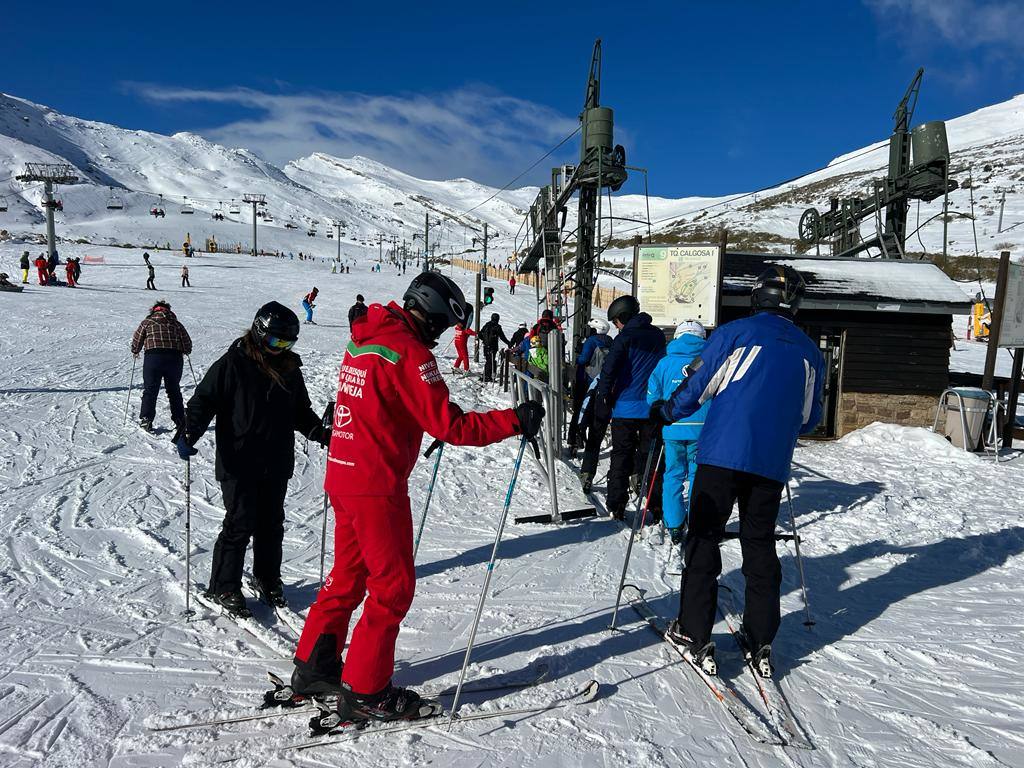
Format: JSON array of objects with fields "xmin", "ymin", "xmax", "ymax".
[{"xmin": 4, "ymin": 0, "xmax": 1023, "ymax": 196}]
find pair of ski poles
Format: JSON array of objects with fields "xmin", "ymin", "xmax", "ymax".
[
  {"xmin": 607, "ymin": 440, "xmax": 814, "ymax": 631},
  {"xmin": 122, "ymin": 354, "xmax": 198, "ymax": 426}
]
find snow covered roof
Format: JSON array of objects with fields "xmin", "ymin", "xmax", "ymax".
[{"xmin": 722, "ymin": 253, "xmax": 972, "ymax": 314}]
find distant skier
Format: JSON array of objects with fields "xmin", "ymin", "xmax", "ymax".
[
  {"xmin": 290, "ymin": 272, "xmax": 543, "ymax": 723},
  {"xmin": 47, "ymin": 252, "xmax": 59, "ymax": 285},
  {"xmin": 19, "ymin": 252, "xmax": 30, "ymax": 284},
  {"xmin": 479, "ymin": 313, "xmax": 510, "ymax": 383},
  {"xmin": 302, "ymin": 287, "xmax": 319, "ymax": 324},
  {"xmin": 144, "ymin": 253, "xmax": 156, "ymax": 290},
  {"xmin": 34, "ymin": 254, "xmax": 49, "ymax": 286},
  {"xmin": 651, "ymin": 266, "xmax": 824, "ymax": 678},
  {"xmin": 593, "ymin": 295, "xmax": 666, "ymax": 520},
  {"xmin": 181, "ymin": 265, "xmax": 190, "ymax": 287},
  {"xmin": 348, "ymin": 294, "xmax": 368, "ymax": 326},
  {"xmin": 131, "ymin": 300, "xmax": 192, "ymax": 433},
  {"xmin": 453, "ymin": 321, "xmax": 475, "ymax": 372},
  {"xmin": 65, "ymin": 260, "xmax": 77, "ymax": 287},
  {"xmin": 509, "ymin": 274, "xmax": 516, "ymax": 295},
  {"xmin": 70, "ymin": 257, "xmax": 82, "ymax": 284},
  {"xmin": 531, "ymin": 308, "xmax": 561, "ymax": 337},
  {"xmin": 175, "ymin": 302, "xmax": 329, "ymax": 617},
  {"xmin": 646, "ymin": 320, "xmax": 710, "ymax": 573}
]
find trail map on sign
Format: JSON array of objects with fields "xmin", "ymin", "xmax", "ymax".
[{"xmin": 638, "ymin": 245, "xmax": 721, "ymax": 328}]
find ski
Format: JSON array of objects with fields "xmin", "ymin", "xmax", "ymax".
[
  {"xmin": 620, "ymin": 584, "xmax": 781, "ymax": 746},
  {"xmin": 148, "ymin": 663, "xmax": 551, "ymax": 733},
  {"xmin": 190, "ymin": 589, "xmax": 295, "ymax": 657},
  {"xmin": 244, "ymin": 578, "xmax": 303, "ymax": 638},
  {"xmin": 717, "ymin": 584, "xmax": 814, "ymax": 750},
  {"xmin": 279, "ymin": 678, "xmax": 600, "ymax": 756}
]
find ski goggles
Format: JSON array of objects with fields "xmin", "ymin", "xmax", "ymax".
[{"xmin": 264, "ymin": 335, "xmax": 296, "ymax": 351}]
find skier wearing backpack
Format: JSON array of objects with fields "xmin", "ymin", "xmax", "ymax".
[
  {"xmin": 650, "ymin": 266, "xmax": 824, "ymax": 678},
  {"xmin": 646, "ymin": 320, "xmax": 711, "ymax": 573},
  {"xmin": 290, "ymin": 272, "xmax": 544, "ymax": 724},
  {"xmin": 593, "ymin": 295, "xmax": 666, "ymax": 521},
  {"xmin": 175, "ymin": 302, "xmax": 329, "ymax": 617},
  {"xmin": 479, "ymin": 313, "xmax": 510, "ymax": 383},
  {"xmin": 569, "ymin": 318, "xmax": 612, "ymax": 455}
]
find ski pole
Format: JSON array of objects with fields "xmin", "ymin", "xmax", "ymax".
[
  {"xmin": 447, "ymin": 436, "xmax": 531, "ymax": 728},
  {"xmin": 183, "ymin": 456, "xmax": 195, "ymax": 619},
  {"xmin": 609, "ymin": 441, "xmax": 663, "ymax": 630},
  {"xmin": 123, "ymin": 355, "xmax": 138, "ymax": 426},
  {"xmin": 318, "ymin": 401, "xmax": 334, "ymax": 590},
  {"xmin": 186, "ymin": 355, "xmax": 198, "ymax": 388},
  {"xmin": 786, "ymin": 484, "xmax": 815, "ymax": 628},
  {"xmin": 413, "ymin": 439, "xmax": 445, "ymax": 562}
]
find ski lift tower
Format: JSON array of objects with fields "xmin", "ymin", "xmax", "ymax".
[
  {"xmin": 242, "ymin": 193, "xmax": 266, "ymax": 256},
  {"xmin": 16, "ymin": 163, "xmax": 78, "ymax": 259},
  {"xmin": 331, "ymin": 220, "xmax": 345, "ymax": 262},
  {"xmin": 517, "ymin": 39, "xmax": 628, "ymax": 359}
]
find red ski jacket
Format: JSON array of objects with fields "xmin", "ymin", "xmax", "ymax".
[
  {"xmin": 325, "ymin": 302, "xmax": 521, "ymax": 496},
  {"xmin": 453, "ymin": 325, "xmax": 476, "ymax": 352}
]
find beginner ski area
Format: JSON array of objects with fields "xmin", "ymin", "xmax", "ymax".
[{"xmin": 0, "ymin": 243, "xmax": 1022, "ymax": 767}]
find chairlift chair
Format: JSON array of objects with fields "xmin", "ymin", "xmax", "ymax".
[
  {"xmin": 228, "ymin": 200, "xmax": 240, "ymax": 215},
  {"xmin": 106, "ymin": 188, "xmax": 124, "ymax": 210},
  {"xmin": 264, "ymin": 214, "xmax": 274, "ymax": 222},
  {"xmin": 326, "ymin": 230, "xmax": 334, "ymax": 239},
  {"xmin": 180, "ymin": 196, "xmax": 194, "ymax": 215},
  {"xmin": 0, "ymin": 196, "xmax": 7, "ymax": 213}
]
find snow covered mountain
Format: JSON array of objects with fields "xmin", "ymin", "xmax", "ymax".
[{"xmin": 1, "ymin": 90, "xmax": 1022, "ymax": 263}]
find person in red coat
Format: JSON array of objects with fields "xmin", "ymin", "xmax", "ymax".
[
  {"xmin": 34, "ymin": 255, "xmax": 49, "ymax": 286},
  {"xmin": 291, "ymin": 272, "xmax": 543, "ymax": 723},
  {"xmin": 452, "ymin": 322, "xmax": 475, "ymax": 371},
  {"xmin": 65, "ymin": 260, "xmax": 77, "ymax": 287},
  {"xmin": 508, "ymin": 274, "xmax": 516, "ymax": 294}
]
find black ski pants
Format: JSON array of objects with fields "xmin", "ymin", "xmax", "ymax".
[
  {"xmin": 607, "ymin": 418, "xmax": 663, "ymax": 518},
  {"xmin": 140, "ymin": 350, "xmax": 185, "ymax": 424},
  {"xmin": 579, "ymin": 399, "xmax": 607, "ymax": 477},
  {"xmin": 678, "ymin": 464, "xmax": 784, "ymax": 650},
  {"xmin": 209, "ymin": 475, "xmax": 289, "ymax": 594},
  {"xmin": 483, "ymin": 345, "xmax": 498, "ymax": 382}
]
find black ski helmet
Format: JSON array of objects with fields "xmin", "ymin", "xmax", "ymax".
[
  {"xmin": 607, "ymin": 294, "xmax": 640, "ymax": 325},
  {"xmin": 402, "ymin": 271, "xmax": 470, "ymax": 341},
  {"xmin": 251, "ymin": 301, "xmax": 300, "ymax": 344},
  {"xmin": 490, "ymin": 313, "xmax": 499, "ymax": 322},
  {"xmin": 751, "ymin": 265, "xmax": 806, "ymax": 315}
]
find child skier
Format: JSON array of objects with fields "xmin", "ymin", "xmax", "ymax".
[
  {"xmin": 175, "ymin": 302, "xmax": 329, "ymax": 616},
  {"xmin": 302, "ymin": 287, "xmax": 318, "ymax": 324},
  {"xmin": 181, "ymin": 265, "xmax": 190, "ymax": 287},
  {"xmin": 453, "ymin": 321, "xmax": 475, "ymax": 371},
  {"xmin": 291, "ymin": 272, "xmax": 543, "ymax": 725},
  {"xmin": 646, "ymin": 321, "xmax": 710, "ymax": 573}
]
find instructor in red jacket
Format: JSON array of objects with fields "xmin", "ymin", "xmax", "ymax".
[{"xmin": 291, "ymin": 272, "xmax": 544, "ymax": 724}]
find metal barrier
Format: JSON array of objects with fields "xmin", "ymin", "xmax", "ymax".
[
  {"xmin": 932, "ymin": 387, "xmax": 1005, "ymax": 462},
  {"xmin": 510, "ymin": 370, "xmax": 561, "ymax": 523}
]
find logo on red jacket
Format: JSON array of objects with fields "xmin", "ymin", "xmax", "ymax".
[{"xmin": 334, "ymin": 403, "xmax": 353, "ymax": 429}]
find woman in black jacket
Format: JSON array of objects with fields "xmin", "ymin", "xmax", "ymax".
[{"xmin": 176, "ymin": 301, "xmax": 329, "ymax": 617}]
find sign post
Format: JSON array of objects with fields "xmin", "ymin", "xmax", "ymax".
[{"xmin": 636, "ymin": 244, "xmax": 723, "ymax": 330}]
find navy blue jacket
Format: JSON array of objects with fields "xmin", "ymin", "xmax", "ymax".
[
  {"xmin": 660, "ymin": 311, "xmax": 824, "ymax": 483},
  {"xmin": 596, "ymin": 313, "xmax": 667, "ymax": 420}
]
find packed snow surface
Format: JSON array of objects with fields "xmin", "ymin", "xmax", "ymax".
[{"xmin": 1, "ymin": 244, "xmax": 1023, "ymax": 767}]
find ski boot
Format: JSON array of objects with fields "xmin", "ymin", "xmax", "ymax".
[
  {"xmin": 204, "ymin": 589, "xmax": 252, "ymax": 618},
  {"xmin": 735, "ymin": 626, "xmax": 774, "ymax": 680},
  {"xmin": 289, "ymin": 635, "xmax": 344, "ymax": 701},
  {"xmin": 249, "ymin": 577, "xmax": 288, "ymax": 608},
  {"xmin": 308, "ymin": 683, "xmax": 441, "ymax": 735},
  {"xmin": 666, "ymin": 620, "xmax": 717, "ymax": 676},
  {"xmin": 580, "ymin": 472, "xmax": 594, "ymax": 495},
  {"xmin": 608, "ymin": 507, "xmax": 625, "ymax": 522},
  {"xmin": 139, "ymin": 418, "xmax": 154, "ymax": 433}
]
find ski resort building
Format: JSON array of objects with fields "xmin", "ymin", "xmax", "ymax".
[{"xmin": 719, "ymin": 254, "xmax": 971, "ymax": 438}]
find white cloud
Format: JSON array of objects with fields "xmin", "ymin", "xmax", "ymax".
[
  {"xmin": 865, "ymin": 0, "xmax": 1024, "ymax": 49},
  {"xmin": 129, "ymin": 83, "xmax": 580, "ymax": 186}
]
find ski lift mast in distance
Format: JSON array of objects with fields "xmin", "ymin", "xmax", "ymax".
[{"xmin": 15, "ymin": 162, "xmax": 78, "ymax": 258}]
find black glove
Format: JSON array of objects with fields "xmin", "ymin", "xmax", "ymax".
[
  {"xmin": 648, "ymin": 400, "xmax": 671, "ymax": 427},
  {"xmin": 514, "ymin": 401, "xmax": 545, "ymax": 439},
  {"xmin": 424, "ymin": 438, "xmax": 444, "ymax": 458}
]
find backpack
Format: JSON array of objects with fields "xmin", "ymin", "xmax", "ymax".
[{"xmin": 584, "ymin": 343, "xmax": 608, "ymax": 380}]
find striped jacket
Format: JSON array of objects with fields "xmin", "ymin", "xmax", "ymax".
[{"xmin": 661, "ymin": 311, "xmax": 824, "ymax": 483}]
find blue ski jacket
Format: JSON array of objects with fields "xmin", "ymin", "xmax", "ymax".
[
  {"xmin": 647, "ymin": 334, "xmax": 711, "ymax": 442},
  {"xmin": 659, "ymin": 311, "xmax": 825, "ymax": 483},
  {"xmin": 596, "ymin": 312, "xmax": 667, "ymax": 420},
  {"xmin": 576, "ymin": 332, "xmax": 612, "ymax": 383}
]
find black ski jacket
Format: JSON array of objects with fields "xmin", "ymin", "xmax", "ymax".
[
  {"xmin": 479, "ymin": 319, "xmax": 510, "ymax": 350},
  {"xmin": 348, "ymin": 301, "xmax": 368, "ymax": 326},
  {"xmin": 184, "ymin": 339, "xmax": 325, "ymax": 481}
]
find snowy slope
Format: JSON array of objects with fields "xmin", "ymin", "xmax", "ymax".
[
  {"xmin": 1, "ymin": 242, "xmax": 1023, "ymax": 767},
  {"xmin": 3, "ymin": 89, "xmax": 1023, "ymax": 265}
]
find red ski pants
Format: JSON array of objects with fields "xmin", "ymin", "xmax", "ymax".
[
  {"xmin": 454, "ymin": 343, "xmax": 470, "ymax": 370},
  {"xmin": 295, "ymin": 494, "xmax": 415, "ymax": 695}
]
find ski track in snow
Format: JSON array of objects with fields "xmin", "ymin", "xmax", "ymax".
[{"xmin": 1, "ymin": 243, "xmax": 1023, "ymax": 767}]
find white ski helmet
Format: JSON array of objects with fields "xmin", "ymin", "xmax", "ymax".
[
  {"xmin": 674, "ymin": 320, "xmax": 706, "ymax": 339},
  {"xmin": 587, "ymin": 317, "xmax": 610, "ymax": 334}
]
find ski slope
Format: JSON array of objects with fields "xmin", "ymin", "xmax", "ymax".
[{"xmin": 1, "ymin": 242, "xmax": 1023, "ymax": 767}]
